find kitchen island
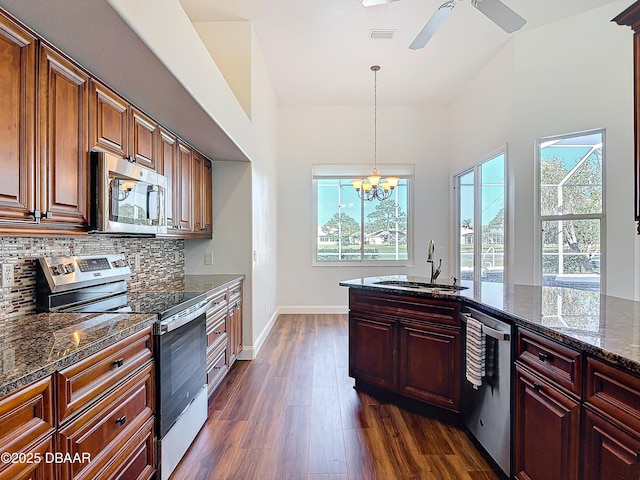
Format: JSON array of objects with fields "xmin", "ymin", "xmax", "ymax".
[{"xmin": 341, "ymin": 275, "xmax": 640, "ymax": 480}]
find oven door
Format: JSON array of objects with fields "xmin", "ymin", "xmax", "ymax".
[{"xmin": 156, "ymin": 312, "xmax": 206, "ymax": 438}]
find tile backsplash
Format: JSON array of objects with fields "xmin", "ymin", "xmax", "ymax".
[{"xmin": 0, "ymin": 236, "xmax": 185, "ymax": 324}]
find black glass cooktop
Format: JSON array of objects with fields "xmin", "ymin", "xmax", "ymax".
[{"xmin": 123, "ymin": 291, "xmax": 206, "ymax": 317}]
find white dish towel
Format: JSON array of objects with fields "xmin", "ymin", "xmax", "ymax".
[{"xmin": 465, "ymin": 316, "xmax": 486, "ymax": 389}]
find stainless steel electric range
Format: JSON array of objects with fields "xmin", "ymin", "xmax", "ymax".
[{"xmin": 36, "ymin": 254, "xmax": 208, "ymax": 480}]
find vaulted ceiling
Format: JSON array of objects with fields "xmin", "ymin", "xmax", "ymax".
[{"xmin": 181, "ymin": 0, "xmax": 623, "ymax": 105}]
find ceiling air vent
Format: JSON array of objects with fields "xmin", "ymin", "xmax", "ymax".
[{"xmin": 369, "ymin": 29, "xmax": 396, "ymax": 39}]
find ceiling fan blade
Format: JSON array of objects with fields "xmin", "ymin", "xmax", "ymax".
[
  {"xmin": 472, "ymin": 0, "xmax": 526, "ymax": 33},
  {"xmin": 361, "ymin": 0, "xmax": 400, "ymax": 7},
  {"xmin": 409, "ymin": 1, "xmax": 455, "ymax": 50}
]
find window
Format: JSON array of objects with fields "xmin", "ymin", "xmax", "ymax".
[
  {"xmin": 454, "ymin": 150, "xmax": 506, "ymax": 283},
  {"xmin": 536, "ymin": 130, "xmax": 604, "ymax": 292},
  {"xmin": 313, "ymin": 165, "xmax": 414, "ymax": 265}
]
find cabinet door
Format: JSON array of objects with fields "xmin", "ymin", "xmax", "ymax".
[
  {"xmin": 349, "ymin": 313, "xmax": 398, "ymax": 391},
  {"xmin": 191, "ymin": 152, "xmax": 212, "ymax": 236},
  {"xmin": 157, "ymin": 127, "xmax": 176, "ymax": 229},
  {"xmin": 130, "ymin": 107, "xmax": 156, "ymax": 170},
  {"xmin": 203, "ymin": 158, "xmax": 213, "ymax": 234},
  {"xmin": 38, "ymin": 44, "xmax": 89, "ymax": 228},
  {"xmin": 192, "ymin": 150, "xmax": 204, "ymax": 233},
  {"xmin": 89, "ymin": 79, "xmax": 128, "ymax": 157},
  {"xmin": 0, "ymin": 14, "xmax": 37, "ymax": 224},
  {"xmin": 399, "ymin": 321, "xmax": 461, "ymax": 411},
  {"xmin": 228, "ymin": 300, "xmax": 243, "ymax": 365},
  {"xmin": 514, "ymin": 365, "xmax": 580, "ymax": 480},
  {"xmin": 176, "ymin": 141, "xmax": 193, "ymax": 232},
  {"xmin": 582, "ymin": 408, "xmax": 640, "ymax": 480}
]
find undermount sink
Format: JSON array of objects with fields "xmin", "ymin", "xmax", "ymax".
[{"xmin": 373, "ymin": 280, "xmax": 468, "ymax": 291}]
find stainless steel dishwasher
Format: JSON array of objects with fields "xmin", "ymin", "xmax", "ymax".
[{"xmin": 461, "ymin": 306, "xmax": 513, "ymax": 478}]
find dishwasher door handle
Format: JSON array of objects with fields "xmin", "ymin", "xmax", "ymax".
[
  {"xmin": 461, "ymin": 313, "xmax": 511, "ymax": 341},
  {"xmin": 481, "ymin": 323, "xmax": 510, "ymax": 341}
]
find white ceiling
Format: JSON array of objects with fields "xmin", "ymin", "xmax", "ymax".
[
  {"xmin": 0, "ymin": 0, "xmax": 624, "ymax": 160},
  {"xmin": 180, "ymin": 0, "xmax": 622, "ymax": 105}
]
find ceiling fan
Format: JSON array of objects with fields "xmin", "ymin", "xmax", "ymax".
[{"xmin": 362, "ymin": 0, "xmax": 527, "ymax": 50}]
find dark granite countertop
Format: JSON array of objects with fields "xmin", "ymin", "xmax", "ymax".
[
  {"xmin": 340, "ymin": 275, "xmax": 640, "ymax": 376},
  {"xmin": 0, "ymin": 274, "xmax": 246, "ymax": 399},
  {"xmin": 0, "ymin": 312, "xmax": 156, "ymax": 398},
  {"xmin": 182, "ymin": 274, "xmax": 245, "ymax": 294}
]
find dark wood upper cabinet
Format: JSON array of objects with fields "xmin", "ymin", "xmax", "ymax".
[
  {"xmin": 130, "ymin": 106, "xmax": 157, "ymax": 170},
  {"xmin": 177, "ymin": 140, "xmax": 193, "ymax": 232},
  {"xmin": 613, "ymin": 1, "xmax": 640, "ymax": 233},
  {"xmin": 0, "ymin": 7, "xmax": 213, "ymax": 237},
  {"xmin": 0, "ymin": 13, "xmax": 37, "ymax": 224},
  {"xmin": 89, "ymin": 79, "xmax": 128, "ymax": 158},
  {"xmin": 157, "ymin": 127, "xmax": 177, "ymax": 228},
  {"xmin": 38, "ymin": 43, "xmax": 90, "ymax": 230}
]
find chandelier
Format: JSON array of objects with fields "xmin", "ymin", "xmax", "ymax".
[{"xmin": 352, "ymin": 65, "xmax": 399, "ymax": 201}]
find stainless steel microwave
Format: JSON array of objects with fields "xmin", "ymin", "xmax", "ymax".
[{"xmin": 90, "ymin": 151, "xmax": 167, "ymax": 235}]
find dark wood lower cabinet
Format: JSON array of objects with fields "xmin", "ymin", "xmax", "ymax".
[
  {"xmin": 514, "ymin": 365, "xmax": 580, "ymax": 480},
  {"xmin": 582, "ymin": 409, "xmax": 640, "ymax": 480},
  {"xmin": 399, "ymin": 321, "xmax": 460, "ymax": 411},
  {"xmin": 348, "ymin": 313, "xmax": 398, "ymax": 391},
  {"xmin": 347, "ymin": 289, "xmax": 461, "ymax": 415}
]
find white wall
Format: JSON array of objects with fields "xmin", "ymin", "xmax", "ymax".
[
  {"xmin": 450, "ymin": 0, "xmax": 636, "ymax": 299},
  {"xmin": 278, "ymin": 1, "xmax": 638, "ymax": 307},
  {"xmin": 277, "ymin": 104, "xmax": 452, "ymax": 310}
]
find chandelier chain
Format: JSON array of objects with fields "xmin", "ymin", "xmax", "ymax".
[{"xmin": 373, "ymin": 65, "xmax": 377, "ymax": 168}]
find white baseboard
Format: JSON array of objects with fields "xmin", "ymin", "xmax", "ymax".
[
  {"xmin": 236, "ymin": 306, "xmax": 280, "ymax": 360},
  {"xmin": 277, "ymin": 305, "xmax": 349, "ymax": 315}
]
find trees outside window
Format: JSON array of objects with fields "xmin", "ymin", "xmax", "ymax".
[
  {"xmin": 313, "ymin": 172, "xmax": 412, "ymax": 264},
  {"xmin": 537, "ymin": 130, "xmax": 604, "ymax": 292}
]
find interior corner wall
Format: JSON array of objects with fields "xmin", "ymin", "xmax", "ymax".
[
  {"xmin": 449, "ymin": 0, "xmax": 636, "ymax": 299},
  {"xmin": 192, "ymin": 20, "xmax": 252, "ymax": 119},
  {"xmin": 185, "ymin": 26, "xmax": 280, "ymax": 358},
  {"xmin": 248, "ymin": 26, "xmax": 279, "ymax": 356}
]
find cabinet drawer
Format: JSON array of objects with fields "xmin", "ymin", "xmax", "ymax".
[
  {"xmin": 206, "ymin": 315, "xmax": 227, "ymax": 351},
  {"xmin": 349, "ymin": 290, "xmax": 460, "ymax": 328},
  {"xmin": 57, "ymin": 362, "xmax": 154, "ymax": 480},
  {"xmin": 0, "ymin": 377, "xmax": 54, "ymax": 456},
  {"xmin": 228, "ymin": 281, "xmax": 242, "ymax": 302},
  {"xmin": 207, "ymin": 344, "xmax": 228, "ymax": 394},
  {"xmin": 585, "ymin": 357, "xmax": 640, "ymax": 435},
  {"xmin": 95, "ymin": 416, "xmax": 155, "ymax": 480},
  {"xmin": 0, "ymin": 434, "xmax": 55, "ymax": 480},
  {"xmin": 55, "ymin": 328, "xmax": 153, "ymax": 424},
  {"xmin": 206, "ymin": 289, "xmax": 227, "ymax": 317},
  {"xmin": 516, "ymin": 329, "xmax": 582, "ymax": 397}
]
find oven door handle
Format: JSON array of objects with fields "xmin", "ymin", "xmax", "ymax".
[{"xmin": 158, "ymin": 300, "xmax": 211, "ymax": 335}]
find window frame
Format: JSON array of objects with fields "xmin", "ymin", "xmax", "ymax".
[
  {"xmin": 453, "ymin": 147, "xmax": 508, "ymax": 284},
  {"xmin": 312, "ymin": 164, "xmax": 415, "ymax": 267},
  {"xmin": 534, "ymin": 128, "xmax": 606, "ymax": 292}
]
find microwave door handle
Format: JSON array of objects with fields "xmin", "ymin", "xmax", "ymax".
[{"xmin": 147, "ymin": 185, "xmax": 159, "ymax": 222}]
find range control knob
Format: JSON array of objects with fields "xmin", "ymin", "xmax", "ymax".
[
  {"xmin": 49, "ymin": 265, "xmax": 63, "ymax": 276},
  {"xmin": 64, "ymin": 263, "xmax": 75, "ymax": 274}
]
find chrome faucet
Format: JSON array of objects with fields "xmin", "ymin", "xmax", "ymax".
[{"xmin": 427, "ymin": 240, "xmax": 441, "ymax": 283}]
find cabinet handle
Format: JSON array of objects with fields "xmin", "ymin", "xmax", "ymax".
[
  {"xmin": 538, "ymin": 352, "xmax": 549, "ymax": 362},
  {"xmin": 29, "ymin": 210, "xmax": 42, "ymax": 220},
  {"xmin": 113, "ymin": 358, "xmax": 124, "ymax": 368},
  {"xmin": 532, "ymin": 382, "xmax": 544, "ymax": 392},
  {"xmin": 43, "ymin": 211, "xmax": 53, "ymax": 219},
  {"xmin": 215, "ymin": 330, "xmax": 223, "ymax": 335},
  {"xmin": 115, "ymin": 415, "xmax": 126, "ymax": 426}
]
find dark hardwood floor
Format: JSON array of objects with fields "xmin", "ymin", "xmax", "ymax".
[{"xmin": 171, "ymin": 314, "xmax": 499, "ymax": 480}]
